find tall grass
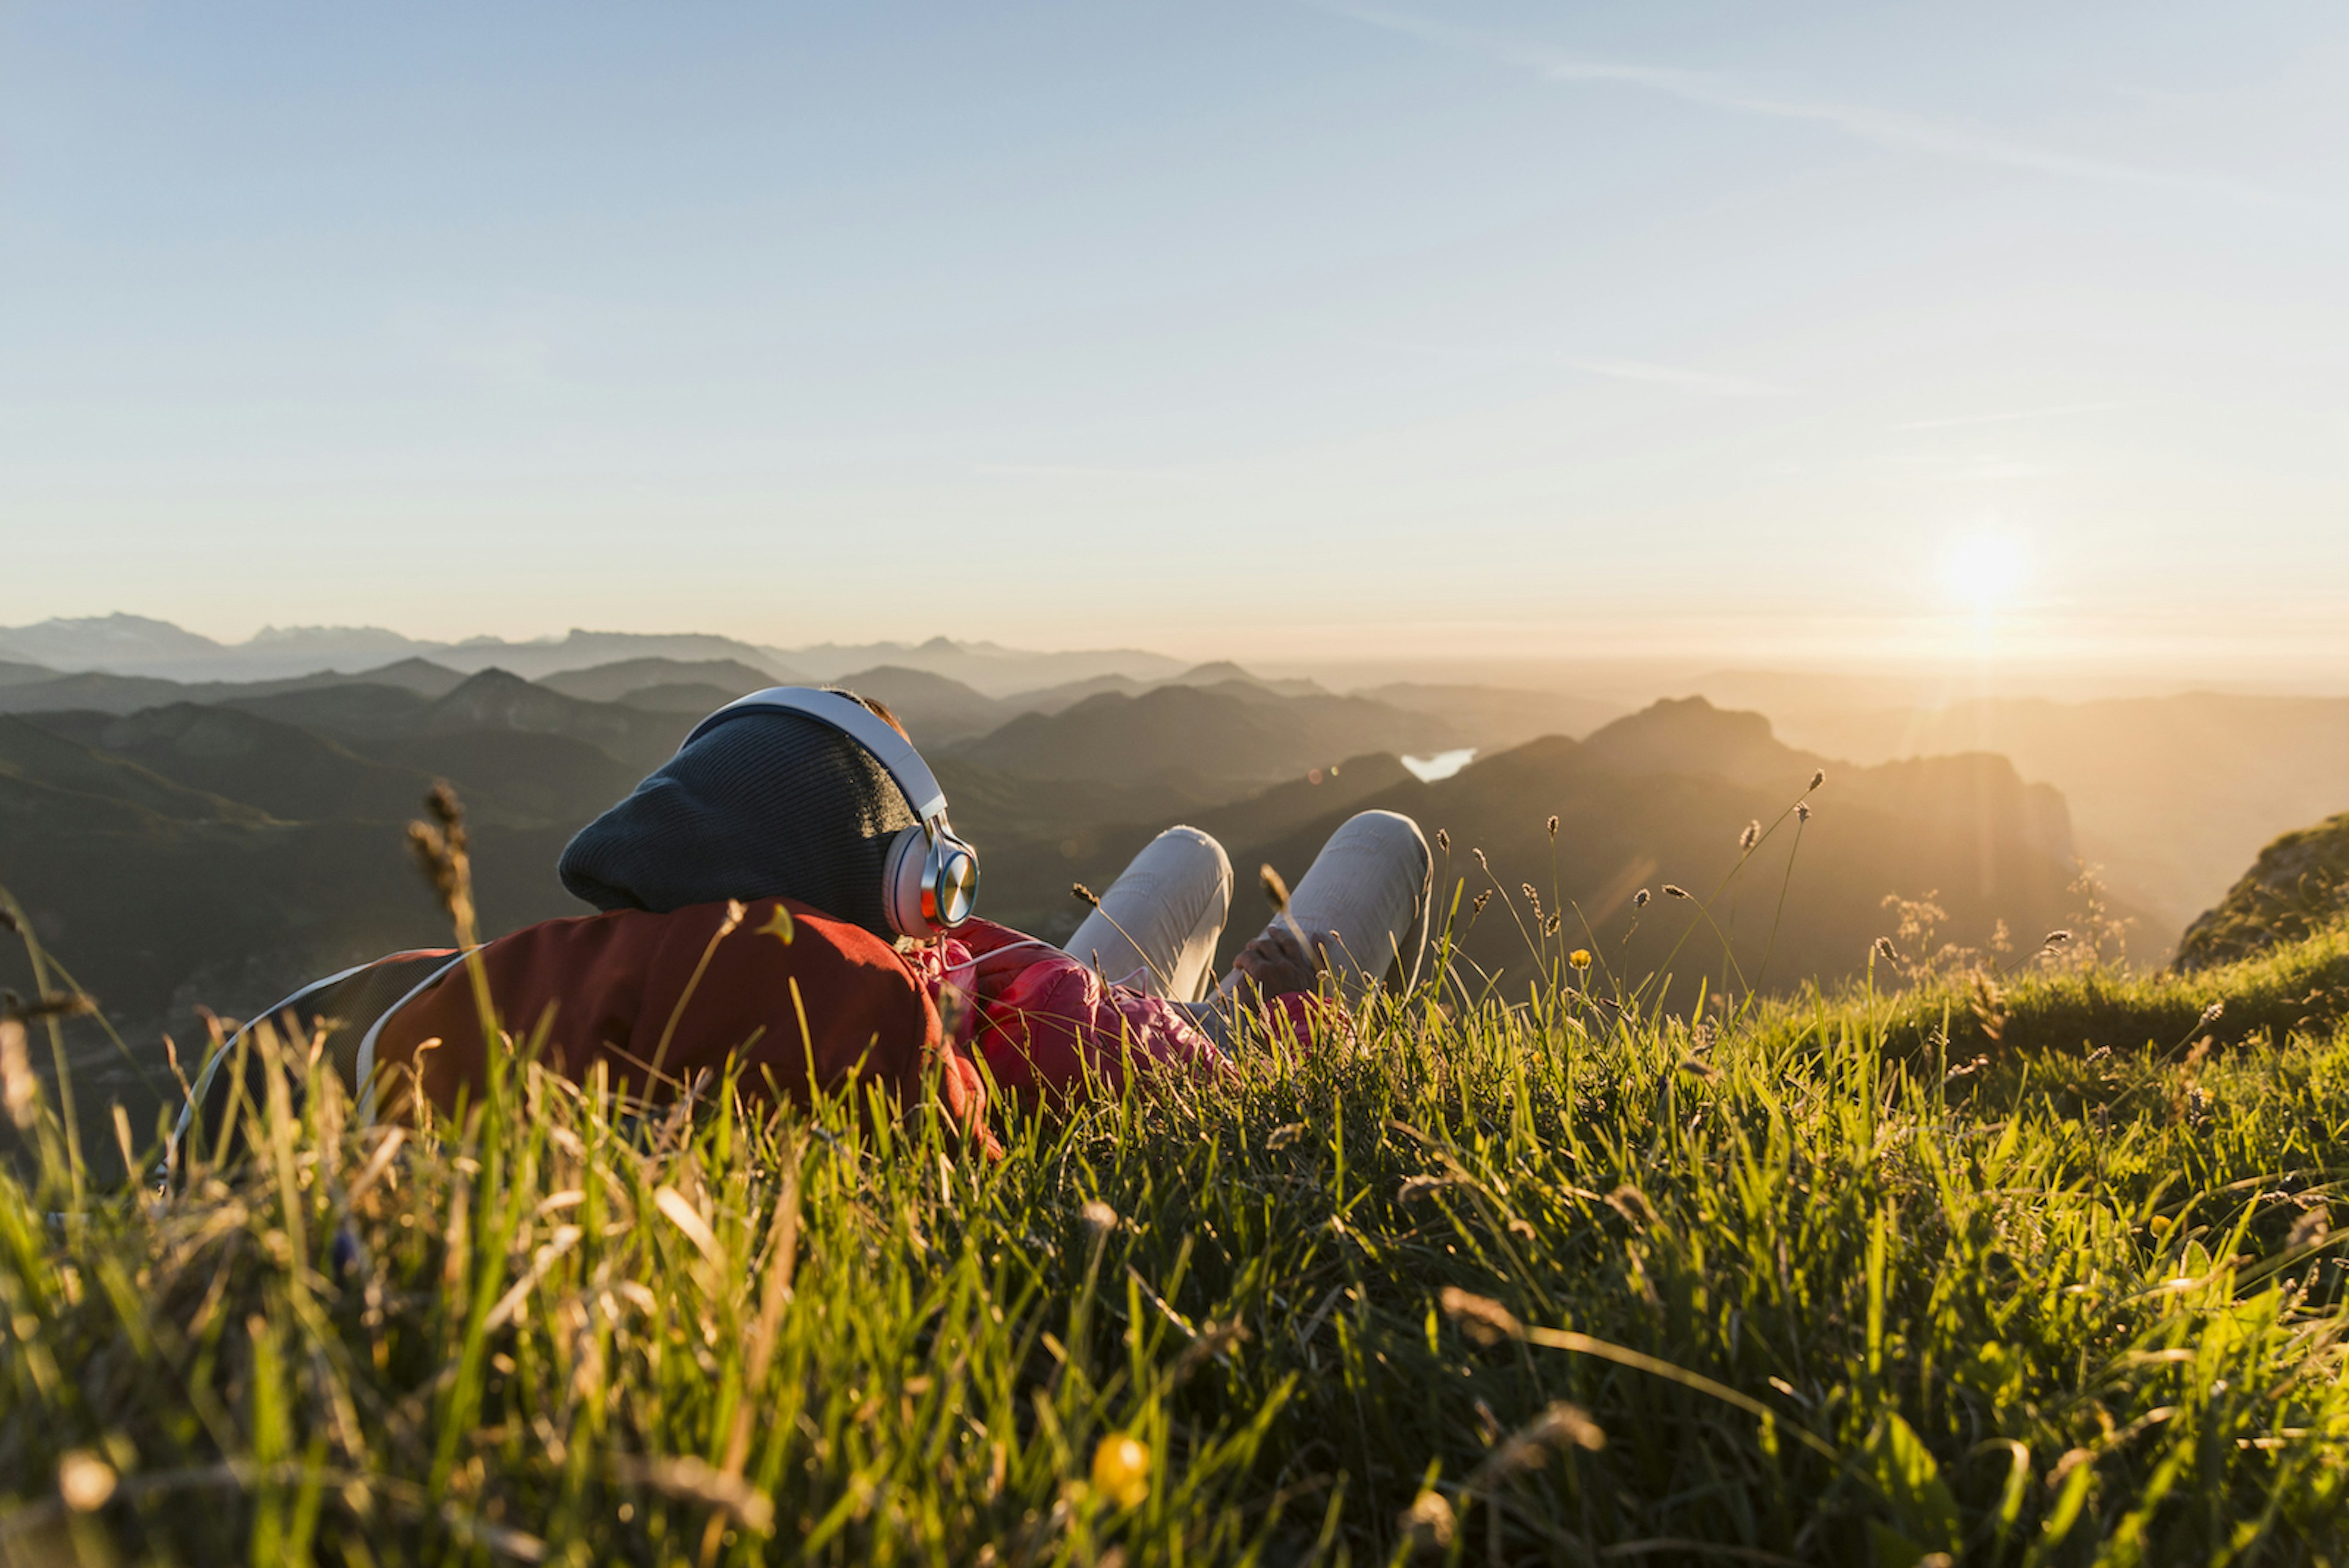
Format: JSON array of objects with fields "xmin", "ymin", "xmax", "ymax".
[{"xmin": 3, "ymin": 897, "xmax": 2348, "ymax": 1562}]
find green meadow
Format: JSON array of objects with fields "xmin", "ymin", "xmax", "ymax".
[{"xmin": 3, "ymin": 874, "xmax": 2347, "ymax": 1566}]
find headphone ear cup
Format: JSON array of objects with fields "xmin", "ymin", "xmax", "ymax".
[
  {"xmin": 882, "ymin": 825, "xmax": 933, "ymax": 938},
  {"xmin": 927, "ymin": 833, "xmax": 979, "ymax": 927}
]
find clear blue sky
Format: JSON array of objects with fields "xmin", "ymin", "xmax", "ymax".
[{"xmin": 3, "ymin": 2, "xmax": 2343, "ymax": 677}]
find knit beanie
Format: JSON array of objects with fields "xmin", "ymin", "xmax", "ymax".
[{"xmin": 557, "ymin": 710, "xmax": 919, "ymax": 938}]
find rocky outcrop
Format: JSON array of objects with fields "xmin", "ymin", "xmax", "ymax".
[{"xmin": 2175, "ymin": 811, "xmax": 2349, "ymax": 972}]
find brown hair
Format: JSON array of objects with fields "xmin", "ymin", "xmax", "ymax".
[{"xmin": 833, "ymin": 689, "xmax": 910, "ymax": 743}]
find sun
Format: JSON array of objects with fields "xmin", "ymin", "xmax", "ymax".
[{"xmin": 1939, "ymin": 533, "xmax": 2028, "ymax": 615}]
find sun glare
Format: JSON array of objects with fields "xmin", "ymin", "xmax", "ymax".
[{"xmin": 1939, "ymin": 533, "xmax": 2028, "ymax": 615}]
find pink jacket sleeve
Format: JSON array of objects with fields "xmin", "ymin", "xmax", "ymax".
[{"xmin": 938, "ymin": 919, "xmax": 1225, "ymax": 1103}]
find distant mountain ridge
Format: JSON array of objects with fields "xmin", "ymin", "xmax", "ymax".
[
  {"xmin": 1756, "ymin": 690, "xmax": 2349, "ymax": 949},
  {"xmin": 536, "ymin": 658, "xmax": 777, "ymax": 705},
  {"xmin": 0, "ymin": 660, "xmax": 58, "ymax": 689},
  {"xmin": 23, "ymin": 705, "xmax": 443, "ymax": 828},
  {"xmin": 0, "ymin": 657, "xmax": 468, "ymax": 718},
  {"xmin": 950, "ymin": 683, "xmax": 1466, "ymax": 786},
  {"xmin": 0, "ymin": 614, "xmax": 1182, "ymax": 694},
  {"xmin": 0, "ymin": 634, "xmax": 1628, "ymax": 770},
  {"xmin": 780, "ymin": 637, "xmax": 1186, "ymax": 696},
  {"xmin": 0, "ymin": 616, "xmax": 811, "ymax": 685}
]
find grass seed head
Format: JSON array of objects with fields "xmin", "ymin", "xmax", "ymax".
[
  {"xmin": 1796, "ymin": 801, "xmax": 1811, "ymax": 823},
  {"xmin": 1473, "ymin": 847, "xmax": 1490, "ymax": 872},
  {"xmin": 10, "ymin": 992, "xmax": 95, "ymax": 1023},
  {"xmin": 1970, "ymin": 973, "xmax": 2009, "ymax": 1042},
  {"xmin": 2201, "ymin": 999, "xmax": 2225, "ymax": 1025},
  {"xmin": 1663, "ymin": 885, "xmax": 1690, "ymax": 900},
  {"xmin": 406, "ymin": 822, "xmax": 459, "ymax": 904},
  {"xmin": 1874, "ymin": 936, "xmax": 1900, "ymax": 962},
  {"xmin": 1071, "ymin": 882, "xmax": 1100, "ymax": 908},
  {"xmin": 1483, "ymin": 1403, "xmax": 1607, "ymax": 1477},
  {"xmin": 1633, "ymin": 888, "xmax": 1650, "ymax": 908},
  {"xmin": 2045, "ymin": 929, "xmax": 2074, "ymax": 946},
  {"xmin": 616, "ymin": 1455, "xmax": 774, "ymax": 1533},
  {"xmin": 404, "ymin": 781, "xmax": 475, "ymax": 934},
  {"xmin": 425, "ymin": 778, "xmax": 464, "ymax": 833},
  {"xmin": 1435, "ymin": 828, "xmax": 1450, "ymax": 853},
  {"xmin": 1440, "ymin": 1285, "xmax": 1526, "ymax": 1346},
  {"xmin": 0, "ymin": 1020, "xmax": 35, "ymax": 1131},
  {"xmin": 1547, "ymin": 814, "xmax": 1559, "ymax": 841},
  {"xmin": 1809, "ymin": 768, "xmax": 1826, "ymax": 790},
  {"xmin": 1260, "ymin": 863, "xmax": 1291, "ymax": 913},
  {"xmin": 2287, "ymin": 1208, "xmax": 2331, "ymax": 1250},
  {"xmin": 1398, "ymin": 1490, "xmax": 1455, "ymax": 1551},
  {"xmin": 1531, "ymin": 1402, "xmax": 1607, "ymax": 1453},
  {"xmin": 1739, "ymin": 820, "xmax": 1760, "ymax": 851},
  {"xmin": 1080, "ymin": 1199, "xmax": 1119, "ymax": 1238}
]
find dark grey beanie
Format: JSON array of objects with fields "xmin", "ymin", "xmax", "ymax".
[{"xmin": 557, "ymin": 710, "xmax": 919, "ymax": 937}]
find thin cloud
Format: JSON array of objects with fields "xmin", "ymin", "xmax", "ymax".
[
  {"xmin": 1565, "ymin": 358, "xmax": 1793, "ymax": 398},
  {"xmin": 1370, "ymin": 336, "xmax": 1794, "ymax": 397},
  {"xmin": 975, "ymin": 463, "xmax": 1207, "ymax": 481},
  {"xmin": 1321, "ymin": 3, "xmax": 2312, "ymax": 210},
  {"xmin": 1895, "ymin": 401, "xmax": 2126, "ymax": 431}
]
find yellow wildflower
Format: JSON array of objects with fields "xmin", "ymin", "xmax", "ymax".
[{"xmin": 1091, "ymin": 1434, "xmax": 1150, "ymax": 1509}]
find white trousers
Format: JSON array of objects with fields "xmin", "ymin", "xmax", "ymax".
[
  {"xmin": 1063, "ymin": 811, "xmax": 1434, "ymax": 1019},
  {"xmin": 1063, "ymin": 825, "xmax": 1234, "ymax": 1002}
]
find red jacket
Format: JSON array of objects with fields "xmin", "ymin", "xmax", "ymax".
[{"xmin": 364, "ymin": 901, "xmax": 1238, "ymax": 1151}]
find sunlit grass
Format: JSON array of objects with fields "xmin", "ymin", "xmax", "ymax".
[{"xmin": 4, "ymin": 896, "xmax": 2348, "ymax": 1564}]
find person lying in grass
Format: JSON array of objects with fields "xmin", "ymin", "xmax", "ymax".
[{"xmin": 360, "ymin": 690, "xmax": 1431, "ymax": 1142}]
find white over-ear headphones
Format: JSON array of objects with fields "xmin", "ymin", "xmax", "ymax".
[{"xmin": 681, "ymin": 686, "xmax": 981, "ymax": 939}]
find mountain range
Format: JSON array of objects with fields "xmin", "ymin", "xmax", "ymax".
[
  {"xmin": 11, "ymin": 615, "xmax": 2348, "ymax": 949},
  {"xmin": 0, "ymin": 615, "xmax": 1187, "ymax": 696}
]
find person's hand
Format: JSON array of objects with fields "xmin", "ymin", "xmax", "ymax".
[{"xmin": 1231, "ymin": 926, "xmax": 1319, "ymax": 997}]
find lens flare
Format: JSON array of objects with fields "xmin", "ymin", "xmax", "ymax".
[{"xmin": 1939, "ymin": 533, "xmax": 2028, "ymax": 614}]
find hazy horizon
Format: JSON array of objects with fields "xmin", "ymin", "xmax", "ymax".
[
  {"xmin": 13, "ymin": 606, "xmax": 2349, "ymax": 704},
  {"xmin": 24, "ymin": 609, "xmax": 2349, "ymax": 692}
]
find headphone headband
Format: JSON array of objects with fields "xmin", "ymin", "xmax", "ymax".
[{"xmin": 682, "ymin": 686, "xmax": 951, "ymax": 826}]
